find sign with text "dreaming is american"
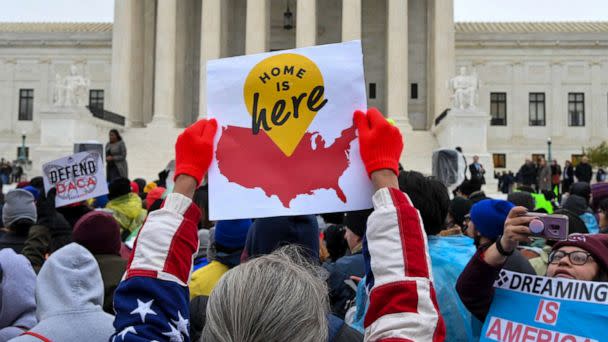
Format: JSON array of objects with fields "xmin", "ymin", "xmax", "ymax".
[{"xmin": 481, "ymin": 270, "xmax": 608, "ymax": 342}]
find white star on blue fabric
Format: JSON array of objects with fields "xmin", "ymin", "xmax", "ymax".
[
  {"xmin": 171, "ymin": 311, "xmax": 190, "ymax": 337},
  {"xmin": 130, "ymin": 299, "xmax": 157, "ymax": 323},
  {"xmin": 162, "ymin": 323, "xmax": 184, "ymax": 342},
  {"xmin": 115, "ymin": 326, "xmax": 137, "ymax": 341}
]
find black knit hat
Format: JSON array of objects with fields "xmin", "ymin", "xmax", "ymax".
[
  {"xmin": 108, "ymin": 177, "xmax": 131, "ymax": 200},
  {"xmin": 344, "ymin": 209, "xmax": 373, "ymax": 237},
  {"xmin": 449, "ymin": 197, "xmax": 473, "ymax": 227}
]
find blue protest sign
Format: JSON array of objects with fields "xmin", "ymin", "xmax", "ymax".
[{"xmin": 480, "ymin": 270, "xmax": 608, "ymax": 342}]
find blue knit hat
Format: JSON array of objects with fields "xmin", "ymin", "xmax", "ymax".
[
  {"xmin": 22, "ymin": 186, "xmax": 40, "ymax": 201},
  {"xmin": 214, "ymin": 219, "xmax": 252, "ymax": 249},
  {"xmin": 470, "ymin": 199, "xmax": 514, "ymax": 240}
]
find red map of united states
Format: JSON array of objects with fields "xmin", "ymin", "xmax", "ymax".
[{"xmin": 216, "ymin": 125, "xmax": 357, "ymax": 208}]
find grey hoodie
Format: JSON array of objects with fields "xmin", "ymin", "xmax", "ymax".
[
  {"xmin": 10, "ymin": 243, "xmax": 114, "ymax": 342},
  {"xmin": 0, "ymin": 249, "xmax": 37, "ymax": 340}
]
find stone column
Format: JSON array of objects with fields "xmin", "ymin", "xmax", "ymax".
[
  {"xmin": 427, "ymin": 0, "xmax": 454, "ymax": 129},
  {"xmin": 198, "ymin": 0, "xmax": 223, "ymax": 118},
  {"xmin": 386, "ymin": 0, "xmax": 411, "ymax": 130},
  {"xmin": 341, "ymin": 0, "xmax": 361, "ymax": 41},
  {"xmin": 590, "ymin": 60, "xmax": 603, "ymax": 141},
  {"xmin": 510, "ymin": 61, "xmax": 525, "ymax": 138},
  {"xmin": 151, "ymin": 0, "xmax": 178, "ymax": 126},
  {"xmin": 296, "ymin": 0, "xmax": 316, "ymax": 47},
  {"xmin": 550, "ymin": 61, "xmax": 563, "ymax": 137},
  {"xmin": 141, "ymin": 0, "xmax": 156, "ymax": 125},
  {"xmin": 245, "ymin": 0, "xmax": 269, "ymax": 54},
  {"xmin": 109, "ymin": 0, "xmax": 145, "ymax": 127}
]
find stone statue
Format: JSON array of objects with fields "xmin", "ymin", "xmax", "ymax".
[
  {"xmin": 53, "ymin": 64, "xmax": 90, "ymax": 107},
  {"xmin": 449, "ymin": 66, "xmax": 479, "ymax": 110}
]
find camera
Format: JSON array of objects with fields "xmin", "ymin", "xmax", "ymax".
[{"xmin": 525, "ymin": 213, "xmax": 569, "ymax": 240}]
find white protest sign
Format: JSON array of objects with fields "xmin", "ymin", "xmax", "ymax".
[
  {"xmin": 42, "ymin": 151, "xmax": 109, "ymax": 207},
  {"xmin": 207, "ymin": 40, "xmax": 373, "ymax": 220}
]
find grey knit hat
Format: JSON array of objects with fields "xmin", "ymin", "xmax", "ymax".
[{"xmin": 2, "ymin": 189, "xmax": 37, "ymax": 227}]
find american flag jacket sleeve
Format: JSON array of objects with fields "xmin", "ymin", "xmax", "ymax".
[
  {"xmin": 111, "ymin": 192, "xmax": 201, "ymax": 342},
  {"xmin": 363, "ymin": 187, "xmax": 446, "ymax": 342}
]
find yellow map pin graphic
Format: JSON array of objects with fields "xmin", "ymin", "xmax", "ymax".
[{"xmin": 244, "ymin": 53, "xmax": 327, "ymax": 157}]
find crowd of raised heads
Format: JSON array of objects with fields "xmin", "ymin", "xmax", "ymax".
[{"xmin": 0, "ymin": 108, "xmax": 607, "ymax": 341}]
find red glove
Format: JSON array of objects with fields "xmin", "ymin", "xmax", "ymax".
[
  {"xmin": 353, "ymin": 108, "xmax": 403, "ymax": 177},
  {"xmin": 174, "ymin": 118, "xmax": 218, "ymax": 185}
]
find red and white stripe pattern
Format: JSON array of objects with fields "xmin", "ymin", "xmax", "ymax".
[
  {"xmin": 125, "ymin": 193, "xmax": 201, "ymax": 287},
  {"xmin": 364, "ymin": 188, "xmax": 446, "ymax": 342}
]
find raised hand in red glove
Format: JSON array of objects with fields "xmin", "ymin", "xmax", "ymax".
[
  {"xmin": 353, "ymin": 108, "xmax": 403, "ymax": 177},
  {"xmin": 174, "ymin": 118, "xmax": 218, "ymax": 185}
]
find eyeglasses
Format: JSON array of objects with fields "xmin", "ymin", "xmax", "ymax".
[
  {"xmin": 548, "ymin": 250, "xmax": 594, "ymax": 265},
  {"xmin": 464, "ymin": 214, "xmax": 471, "ymax": 222}
]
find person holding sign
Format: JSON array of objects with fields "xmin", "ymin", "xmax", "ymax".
[
  {"xmin": 110, "ymin": 108, "xmax": 446, "ymax": 342},
  {"xmin": 456, "ymin": 205, "xmax": 608, "ymax": 322}
]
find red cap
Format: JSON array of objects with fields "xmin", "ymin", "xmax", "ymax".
[{"xmin": 553, "ymin": 234, "xmax": 608, "ymax": 272}]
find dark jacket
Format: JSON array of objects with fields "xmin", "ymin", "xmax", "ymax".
[
  {"xmin": 575, "ymin": 163, "xmax": 593, "ymax": 183},
  {"xmin": 469, "ymin": 163, "xmax": 485, "ymax": 184},
  {"xmin": 456, "ymin": 248, "xmax": 535, "ymax": 322},
  {"xmin": 94, "ymin": 254, "xmax": 127, "ymax": 314},
  {"xmin": 328, "ymin": 314, "xmax": 364, "ymax": 342},
  {"xmin": 518, "ymin": 163, "xmax": 537, "ymax": 186},
  {"xmin": 0, "ymin": 230, "xmax": 27, "ymax": 253},
  {"xmin": 323, "ymin": 251, "xmax": 365, "ymax": 318}
]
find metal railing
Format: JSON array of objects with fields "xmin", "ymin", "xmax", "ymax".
[
  {"xmin": 434, "ymin": 108, "xmax": 450, "ymax": 127},
  {"xmin": 87, "ymin": 106, "xmax": 126, "ymax": 126}
]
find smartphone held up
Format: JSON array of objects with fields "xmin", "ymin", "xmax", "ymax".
[{"xmin": 525, "ymin": 213, "xmax": 569, "ymax": 240}]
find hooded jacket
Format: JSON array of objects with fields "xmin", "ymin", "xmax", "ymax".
[
  {"xmin": 11, "ymin": 243, "xmax": 114, "ymax": 342},
  {"xmin": 105, "ymin": 193, "xmax": 147, "ymax": 237},
  {"xmin": 0, "ymin": 249, "xmax": 37, "ymax": 340},
  {"xmin": 241, "ymin": 215, "xmax": 320, "ymax": 262}
]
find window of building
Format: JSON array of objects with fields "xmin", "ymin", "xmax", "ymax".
[
  {"xmin": 411, "ymin": 83, "xmax": 418, "ymax": 99},
  {"xmin": 532, "ymin": 154, "xmax": 546, "ymax": 163},
  {"xmin": 568, "ymin": 92, "xmax": 585, "ymax": 126},
  {"xmin": 369, "ymin": 83, "xmax": 376, "ymax": 99},
  {"xmin": 490, "ymin": 92, "xmax": 507, "ymax": 126},
  {"xmin": 18, "ymin": 89, "xmax": 34, "ymax": 121},
  {"xmin": 89, "ymin": 90, "xmax": 105, "ymax": 110},
  {"xmin": 493, "ymin": 153, "xmax": 506, "ymax": 168},
  {"xmin": 529, "ymin": 92, "xmax": 545, "ymax": 126}
]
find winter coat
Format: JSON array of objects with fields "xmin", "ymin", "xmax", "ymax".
[
  {"xmin": 189, "ymin": 260, "xmax": 229, "ymax": 299},
  {"xmin": 94, "ymin": 254, "xmax": 127, "ymax": 314},
  {"xmin": 456, "ymin": 247, "xmax": 537, "ymax": 323},
  {"xmin": 575, "ymin": 162, "xmax": 593, "ymax": 183},
  {"xmin": 0, "ymin": 249, "xmax": 37, "ymax": 340},
  {"xmin": 11, "ymin": 243, "xmax": 114, "ymax": 342},
  {"xmin": 537, "ymin": 165, "xmax": 552, "ymax": 191},
  {"xmin": 105, "ymin": 193, "xmax": 147, "ymax": 237},
  {"xmin": 106, "ymin": 140, "xmax": 128, "ymax": 180},
  {"xmin": 323, "ymin": 251, "xmax": 365, "ymax": 318},
  {"xmin": 428, "ymin": 235, "xmax": 481, "ymax": 341},
  {"xmin": 0, "ymin": 230, "xmax": 26, "ymax": 253},
  {"xmin": 518, "ymin": 163, "xmax": 537, "ymax": 186}
]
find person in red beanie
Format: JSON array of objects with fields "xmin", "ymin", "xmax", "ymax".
[
  {"xmin": 73, "ymin": 211, "xmax": 127, "ymax": 314},
  {"xmin": 457, "ymin": 206, "xmax": 608, "ymax": 322}
]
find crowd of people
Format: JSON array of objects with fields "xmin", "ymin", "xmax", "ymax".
[
  {"xmin": 0, "ymin": 159, "xmax": 24, "ymax": 187},
  {"xmin": 0, "ymin": 108, "xmax": 607, "ymax": 341},
  {"xmin": 493, "ymin": 155, "xmax": 601, "ymax": 196}
]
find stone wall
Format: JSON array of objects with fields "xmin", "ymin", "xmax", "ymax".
[{"xmin": 456, "ymin": 30, "xmax": 608, "ymax": 172}]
